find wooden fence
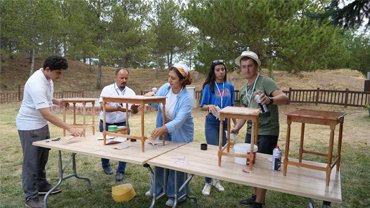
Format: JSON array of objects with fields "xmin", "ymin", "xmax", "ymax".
[
  {"xmin": 1, "ymin": 87, "xmax": 369, "ymax": 107},
  {"xmin": 0, "ymin": 86, "xmax": 99, "ymax": 104},
  {"xmin": 195, "ymin": 88, "xmax": 369, "ymax": 107}
]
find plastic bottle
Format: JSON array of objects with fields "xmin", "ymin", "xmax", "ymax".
[
  {"xmin": 255, "ymin": 94, "xmax": 268, "ymax": 113},
  {"xmin": 272, "ymin": 146, "xmax": 282, "ymax": 171}
]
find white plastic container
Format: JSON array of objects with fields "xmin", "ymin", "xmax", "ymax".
[{"xmin": 233, "ymin": 143, "xmax": 258, "ymax": 165}]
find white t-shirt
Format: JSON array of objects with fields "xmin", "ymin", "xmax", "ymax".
[
  {"xmin": 165, "ymin": 89, "xmax": 178, "ymax": 120},
  {"xmin": 99, "ymin": 83, "xmax": 136, "ymax": 123},
  {"xmin": 16, "ymin": 68, "xmax": 54, "ymax": 130}
]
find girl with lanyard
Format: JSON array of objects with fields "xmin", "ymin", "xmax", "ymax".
[{"xmin": 200, "ymin": 60, "xmax": 235, "ymax": 196}]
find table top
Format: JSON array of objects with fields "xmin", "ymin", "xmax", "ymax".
[
  {"xmin": 286, "ymin": 109, "xmax": 345, "ymax": 121},
  {"xmin": 61, "ymin": 98, "xmax": 97, "ymax": 102},
  {"xmin": 220, "ymin": 106, "xmax": 260, "ymax": 116},
  {"xmin": 33, "ymin": 134, "xmax": 185, "ymax": 165},
  {"xmin": 102, "ymin": 95, "xmax": 166, "ymax": 104},
  {"xmin": 148, "ymin": 142, "xmax": 342, "ymax": 203}
]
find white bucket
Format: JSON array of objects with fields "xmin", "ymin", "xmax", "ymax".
[{"xmin": 233, "ymin": 143, "xmax": 258, "ymax": 165}]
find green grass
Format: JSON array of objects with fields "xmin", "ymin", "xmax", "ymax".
[{"xmin": 0, "ymin": 103, "xmax": 369, "ymax": 208}]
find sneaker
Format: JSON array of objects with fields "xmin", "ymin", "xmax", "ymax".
[
  {"xmin": 211, "ymin": 179, "xmax": 224, "ymax": 191},
  {"xmin": 201, "ymin": 183, "xmax": 212, "ymax": 196},
  {"xmin": 145, "ymin": 191, "xmax": 151, "ymax": 197},
  {"xmin": 253, "ymin": 202, "xmax": 264, "ymax": 208},
  {"xmin": 25, "ymin": 197, "xmax": 44, "ymax": 208},
  {"xmin": 38, "ymin": 184, "xmax": 62, "ymax": 195},
  {"xmin": 165, "ymin": 197, "xmax": 186, "ymax": 207},
  {"xmin": 240, "ymin": 194, "xmax": 256, "ymax": 206},
  {"xmin": 103, "ymin": 166, "xmax": 113, "ymax": 175},
  {"xmin": 115, "ymin": 173, "xmax": 124, "ymax": 181}
]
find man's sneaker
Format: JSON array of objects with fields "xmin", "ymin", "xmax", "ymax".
[
  {"xmin": 145, "ymin": 191, "xmax": 151, "ymax": 197},
  {"xmin": 201, "ymin": 183, "xmax": 212, "ymax": 196},
  {"xmin": 211, "ymin": 179, "xmax": 225, "ymax": 191},
  {"xmin": 38, "ymin": 184, "xmax": 62, "ymax": 195},
  {"xmin": 253, "ymin": 202, "xmax": 264, "ymax": 208},
  {"xmin": 165, "ymin": 197, "xmax": 186, "ymax": 207},
  {"xmin": 103, "ymin": 166, "xmax": 113, "ymax": 175},
  {"xmin": 25, "ymin": 197, "xmax": 44, "ymax": 208},
  {"xmin": 240, "ymin": 194, "xmax": 256, "ymax": 206},
  {"xmin": 115, "ymin": 173, "xmax": 124, "ymax": 181}
]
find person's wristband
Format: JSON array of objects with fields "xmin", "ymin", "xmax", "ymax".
[{"xmin": 269, "ymin": 97, "xmax": 274, "ymax": 105}]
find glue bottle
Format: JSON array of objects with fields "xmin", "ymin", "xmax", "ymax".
[
  {"xmin": 272, "ymin": 146, "xmax": 282, "ymax": 171},
  {"xmin": 255, "ymin": 94, "xmax": 268, "ymax": 113}
]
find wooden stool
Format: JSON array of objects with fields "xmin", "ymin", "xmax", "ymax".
[
  {"xmin": 283, "ymin": 109, "xmax": 345, "ymax": 186},
  {"xmin": 102, "ymin": 95, "xmax": 166, "ymax": 152},
  {"xmin": 61, "ymin": 98, "xmax": 96, "ymax": 136},
  {"xmin": 218, "ymin": 106, "xmax": 259, "ymax": 171}
]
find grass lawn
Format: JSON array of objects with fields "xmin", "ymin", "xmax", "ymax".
[{"xmin": 0, "ymin": 103, "xmax": 369, "ymax": 208}]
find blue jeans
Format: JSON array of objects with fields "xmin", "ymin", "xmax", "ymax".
[
  {"xmin": 244, "ymin": 134, "xmax": 278, "ymax": 155},
  {"xmin": 99, "ymin": 120, "xmax": 127, "ymax": 174},
  {"xmin": 150, "ymin": 167, "xmax": 187, "ymax": 198},
  {"xmin": 204, "ymin": 114, "xmax": 227, "ymax": 184},
  {"xmin": 149, "ymin": 133, "xmax": 188, "ymax": 198}
]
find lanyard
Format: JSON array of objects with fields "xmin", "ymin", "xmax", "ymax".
[
  {"xmin": 215, "ymin": 82, "xmax": 225, "ymax": 109},
  {"xmin": 114, "ymin": 83, "xmax": 126, "ymax": 96},
  {"xmin": 246, "ymin": 74, "xmax": 260, "ymax": 107}
]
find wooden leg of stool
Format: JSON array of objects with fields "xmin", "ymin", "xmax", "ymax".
[
  {"xmin": 283, "ymin": 120, "xmax": 292, "ymax": 176},
  {"xmin": 299, "ymin": 123, "xmax": 305, "ymax": 162}
]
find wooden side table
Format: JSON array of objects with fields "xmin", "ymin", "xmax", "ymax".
[
  {"xmin": 283, "ymin": 109, "xmax": 345, "ymax": 186},
  {"xmin": 61, "ymin": 98, "xmax": 96, "ymax": 136},
  {"xmin": 218, "ymin": 106, "xmax": 260, "ymax": 171},
  {"xmin": 102, "ymin": 95, "xmax": 166, "ymax": 152}
]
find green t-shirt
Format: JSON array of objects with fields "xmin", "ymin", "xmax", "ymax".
[{"xmin": 239, "ymin": 75, "xmax": 280, "ymax": 136}]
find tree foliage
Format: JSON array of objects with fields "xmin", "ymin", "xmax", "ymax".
[{"xmin": 184, "ymin": 0, "xmax": 350, "ymax": 73}]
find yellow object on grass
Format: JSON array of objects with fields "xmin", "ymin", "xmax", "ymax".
[{"xmin": 112, "ymin": 183, "xmax": 136, "ymax": 202}]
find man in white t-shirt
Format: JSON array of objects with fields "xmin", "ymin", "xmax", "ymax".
[
  {"xmin": 16, "ymin": 56, "xmax": 83, "ymax": 208},
  {"xmin": 99, "ymin": 68, "xmax": 139, "ymax": 181}
]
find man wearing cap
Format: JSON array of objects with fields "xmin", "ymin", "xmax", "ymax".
[
  {"xmin": 99, "ymin": 68, "xmax": 139, "ymax": 181},
  {"xmin": 231, "ymin": 51, "xmax": 289, "ymax": 208}
]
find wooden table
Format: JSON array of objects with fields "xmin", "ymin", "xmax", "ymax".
[
  {"xmin": 61, "ymin": 98, "xmax": 96, "ymax": 136},
  {"xmin": 218, "ymin": 106, "xmax": 260, "ymax": 170},
  {"xmin": 148, "ymin": 142, "xmax": 342, "ymax": 207},
  {"xmin": 283, "ymin": 109, "xmax": 345, "ymax": 186},
  {"xmin": 33, "ymin": 135, "xmax": 185, "ymax": 208},
  {"xmin": 102, "ymin": 95, "xmax": 166, "ymax": 152}
]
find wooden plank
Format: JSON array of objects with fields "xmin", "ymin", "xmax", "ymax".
[{"xmin": 148, "ymin": 142, "xmax": 342, "ymax": 204}]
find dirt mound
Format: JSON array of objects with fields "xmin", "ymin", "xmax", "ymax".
[{"xmin": 0, "ymin": 54, "xmax": 366, "ymax": 93}]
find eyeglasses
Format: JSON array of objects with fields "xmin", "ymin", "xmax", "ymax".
[{"xmin": 212, "ymin": 60, "xmax": 224, "ymax": 64}]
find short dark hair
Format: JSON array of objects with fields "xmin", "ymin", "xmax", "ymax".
[
  {"xmin": 115, "ymin": 68, "xmax": 129, "ymax": 75},
  {"xmin": 43, "ymin": 56, "xmax": 68, "ymax": 71}
]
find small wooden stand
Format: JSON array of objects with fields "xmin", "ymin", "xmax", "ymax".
[
  {"xmin": 102, "ymin": 95, "xmax": 166, "ymax": 152},
  {"xmin": 218, "ymin": 106, "xmax": 259, "ymax": 171},
  {"xmin": 283, "ymin": 109, "xmax": 345, "ymax": 186},
  {"xmin": 61, "ymin": 98, "xmax": 96, "ymax": 136}
]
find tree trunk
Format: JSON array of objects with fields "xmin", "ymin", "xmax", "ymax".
[
  {"xmin": 29, "ymin": 48, "xmax": 35, "ymax": 76},
  {"xmin": 96, "ymin": 61, "xmax": 102, "ymax": 89}
]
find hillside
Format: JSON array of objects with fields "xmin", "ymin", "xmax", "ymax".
[{"xmin": 0, "ymin": 55, "xmax": 367, "ymax": 94}]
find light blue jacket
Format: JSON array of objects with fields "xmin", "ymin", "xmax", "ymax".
[{"xmin": 150, "ymin": 83, "xmax": 194, "ymax": 143}]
